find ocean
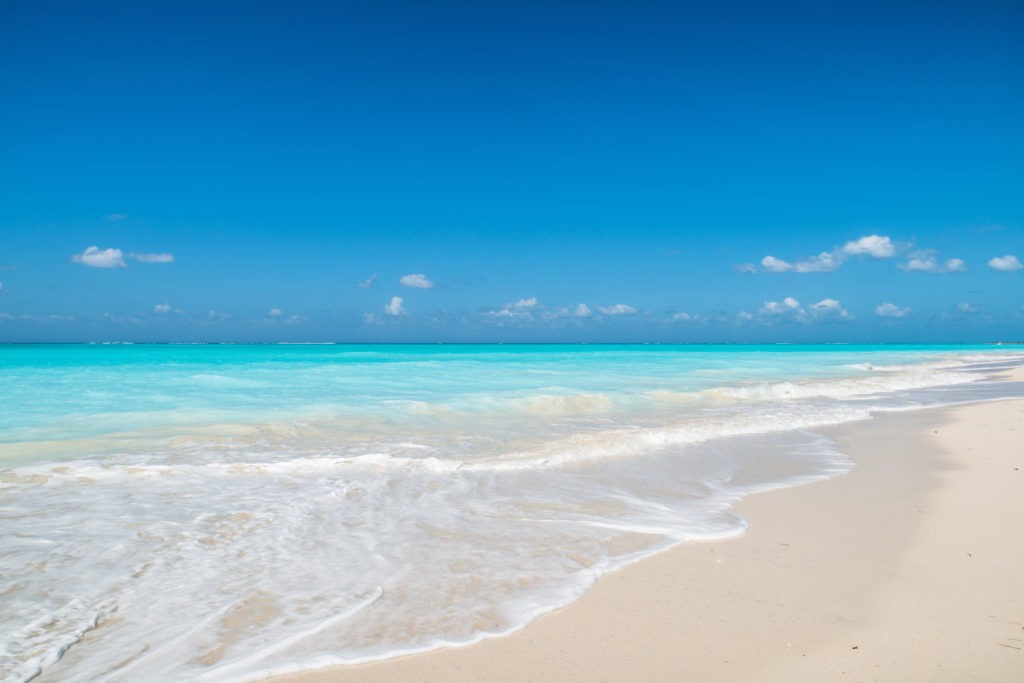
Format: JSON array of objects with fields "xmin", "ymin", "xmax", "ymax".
[{"xmin": 2, "ymin": 343, "xmax": 1023, "ymax": 682}]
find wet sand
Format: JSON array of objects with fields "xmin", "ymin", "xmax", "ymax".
[{"xmin": 272, "ymin": 368, "xmax": 1024, "ymax": 682}]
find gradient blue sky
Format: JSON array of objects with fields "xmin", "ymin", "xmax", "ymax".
[{"xmin": 1, "ymin": 0, "xmax": 1022, "ymax": 342}]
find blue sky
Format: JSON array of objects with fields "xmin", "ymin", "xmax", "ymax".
[{"xmin": 1, "ymin": 0, "xmax": 1022, "ymax": 342}]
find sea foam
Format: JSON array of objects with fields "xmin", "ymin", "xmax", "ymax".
[{"xmin": 1, "ymin": 344, "xmax": 1022, "ymax": 682}]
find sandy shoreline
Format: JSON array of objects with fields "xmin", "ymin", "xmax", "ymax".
[{"xmin": 274, "ymin": 369, "xmax": 1024, "ymax": 682}]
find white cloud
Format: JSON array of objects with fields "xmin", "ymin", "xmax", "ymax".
[
  {"xmin": 761, "ymin": 252, "xmax": 841, "ymax": 273},
  {"xmin": 841, "ymin": 234, "xmax": 895, "ymax": 258},
  {"xmin": 902, "ymin": 256, "xmax": 940, "ymax": 272},
  {"xmin": 574, "ymin": 303, "xmax": 592, "ymax": 318},
  {"xmin": 597, "ymin": 303, "xmax": 637, "ymax": 316},
  {"xmin": 810, "ymin": 298, "xmax": 853, "ymax": 320},
  {"xmin": 154, "ymin": 303, "xmax": 171, "ymax": 313},
  {"xmin": 513, "ymin": 297, "xmax": 538, "ymax": 309},
  {"xmin": 876, "ymin": 303, "xmax": 910, "ymax": 318},
  {"xmin": 71, "ymin": 246, "xmax": 126, "ymax": 268},
  {"xmin": 796, "ymin": 252, "xmax": 842, "ymax": 273},
  {"xmin": 486, "ymin": 300, "xmax": 536, "ymax": 321},
  {"xmin": 71, "ymin": 246, "xmax": 173, "ymax": 268},
  {"xmin": 957, "ymin": 303, "xmax": 978, "ymax": 313},
  {"xmin": 761, "ymin": 255, "xmax": 793, "ymax": 272},
  {"xmin": 487, "ymin": 307, "xmax": 530, "ymax": 321},
  {"xmin": 988, "ymin": 255, "xmax": 1022, "ymax": 272},
  {"xmin": 107, "ymin": 213, "xmax": 127, "ymax": 221},
  {"xmin": 734, "ymin": 263, "xmax": 758, "ymax": 274},
  {"xmin": 357, "ymin": 274, "xmax": 377, "ymax": 288},
  {"xmin": 400, "ymin": 273, "xmax": 434, "ymax": 289},
  {"xmin": 759, "ymin": 234, "xmax": 898, "ymax": 275},
  {"xmin": 760, "ymin": 297, "xmax": 801, "ymax": 315},
  {"xmin": 129, "ymin": 252, "xmax": 174, "ymax": 263},
  {"xmin": 268, "ymin": 308, "xmax": 283, "ymax": 317},
  {"xmin": 756, "ymin": 296, "xmax": 851, "ymax": 322},
  {"xmin": 900, "ymin": 251, "xmax": 966, "ymax": 273},
  {"xmin": 384, "ymin": 296, "xmax": 405, "ymax": 316}
]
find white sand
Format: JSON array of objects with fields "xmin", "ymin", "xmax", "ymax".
[{"xmin": 273, "ymin": 367, "xmax": 1024, "ymax": 681}]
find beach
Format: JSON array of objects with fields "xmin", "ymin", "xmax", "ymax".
[
  {"xmin": 5, "ymin": 345, "xmax": 1023, "ymax": 682},
  {"xmin": 275, "ymin": 366, "xmax": 1024, "ymax": 682}
]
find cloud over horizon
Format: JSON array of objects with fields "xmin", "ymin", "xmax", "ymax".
[
  {"xmin": 876, "ymin": 302, "xmax": 911, "ymax": 318},
  {"xmin": 597, "ymin": 303, "xmax": 637, "ymax": 316},
  {"xmin": 754, "ymin": 296, "xmax": 852, "ymax": 323}
]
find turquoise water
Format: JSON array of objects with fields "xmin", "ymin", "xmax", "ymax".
[{"xmin": 2, "ymin": 344, "xmax": 1022, "ymax": 681}]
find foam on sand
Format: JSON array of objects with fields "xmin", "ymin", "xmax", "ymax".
[{"xmin": 1, "ymin": 345, "xmax": 1022, "ymax": 682}]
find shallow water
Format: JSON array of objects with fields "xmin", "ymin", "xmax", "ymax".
[{"xmin": 2, "ymin": 344, "xmax": 1022, "ymax": 682}]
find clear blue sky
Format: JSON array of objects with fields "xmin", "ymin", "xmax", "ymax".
[{"xmin": 1, "ymin": 0, "xmax": 1022, "ymax": 342}]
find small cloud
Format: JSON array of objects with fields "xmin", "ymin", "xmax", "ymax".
[
  {"xmin": 597, "ymin": 303, "xmax": 637, "ymax": 316},
  {"xmin": 357, "ymin": 274, "xmax": 377, "ymax": 288},
  {"xmin": 574, "ymin": 303, "xmax": 592, "ymax": 317},
  {"xmin": 154, "ymin": 303, "xmax": 171, "ymax": 313},
  {"xmin": 901, "ymin": 256, "xmax": 940, "ymax": 272},
  {"xmin": 733, "ymin": 263, "xmax": 758, "ymax": 274},
  {"xmin": 760, "ymin": 297, "xmax": 802, "ymax": 315},
  {"xmin": 795, "ymin": 252, "xmax": 842, "ymax": 273},
  {"xmin": 755, "ymin": 297, "xmax": 850, "ymax": 323},
  {"xmin": 761, "ymin": 252, "xmax": 839, "ymax": 273},
  {"xmin": 759, "ymin": 234, "xmax": 897, "ymax": 275},
  {"xmin": 513, "ymin": 297, "xmax": 537, "ymax": 309},
  {"xmin": 810, "ymin": 298, "xmax": 853, "ymax": 320},
  {"xmin": 268, "ymin": 308, "xmax": 283, "ymax": 317},
  {"xmin": 129, "ymin": 252, "xmax": 174, "ymax": 264},
  {"xmin": 761, "ymin": 255, "xmax": 793, "ymax": 272},
  {"xmin": 384, "ymin": 296, "xmax": 405, "ymax": 316},
  {"xmin": 487, "ymin": 307, "xmax": 531, "ymax": 321},
  {"xmin": 841, "ymin": 234, "xmax": 895, "ymax": 258},
  {"xmin": 669, "ymin": 311, "xmax": 706, "ymax": 323},
  {"xmin": 71, "ymin": 246, "xmax": 126, "ymax": 268},
  {"xmin": 486, "ymin": 300, "xmax": 536, "ymax": 321},
  {"xmin": 876, "ymin": 303, "xmax": 910, "ymax": 318},
  {"xmin": 988, "ymin": 255, "xmax": 1022, "ymax": 272},
  {"xmin": 957, "ymin": 303, "xmax": 978, "ymax": 313},
  {"xmin": 900, "ymin": 251, "xmax": 965, "ymax": 273},
  {"xmin": 400, "ymin": 273, "xmax": 434, "ymax": 289},
  {"xmin": 107, "ymin": 213, "xmax": 127, "ymax": 221}
]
